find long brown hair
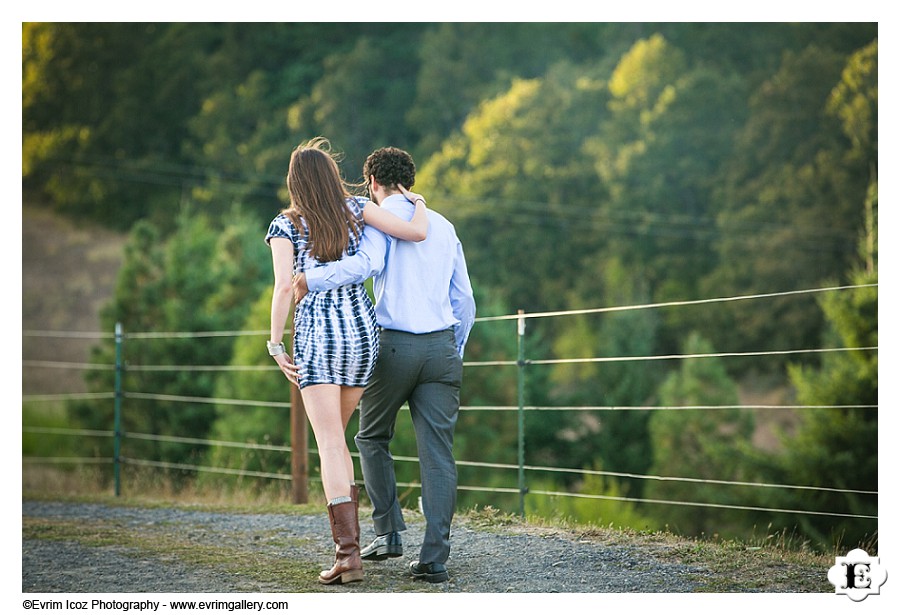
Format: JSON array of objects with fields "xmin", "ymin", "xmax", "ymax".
[{"xmin": 283, "ymin": 137, "xmax": 362, "ymax": 262}]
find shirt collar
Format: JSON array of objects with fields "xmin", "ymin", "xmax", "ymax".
[{"xmin": 381, "ymin": 193, "xmax": 411, "ymax": 207}]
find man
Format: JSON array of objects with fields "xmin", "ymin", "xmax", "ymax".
[{"xmin": 294, "ymin": 146, "xmax": 476, "ymax": 583}]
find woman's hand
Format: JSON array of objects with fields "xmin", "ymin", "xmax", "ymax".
[
  {"xmin": 365, "ymin": 184, "xmax": 428, "ymax": 241},
  {"xmin": 398, "ymin": 184, "xmax": 425, "ymax": 207},
  {"xmin": 273, "ymin": 351, "xmax": 301, "ymax": 387}
]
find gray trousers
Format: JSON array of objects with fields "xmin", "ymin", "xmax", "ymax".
[{"xmin": 355, "ymin": 328, "xmax": 462, "ymax": 564}]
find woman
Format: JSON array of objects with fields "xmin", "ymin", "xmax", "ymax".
[{"xmin": 265, "ymin": 137, "xmax": 427, "ymax": 584}]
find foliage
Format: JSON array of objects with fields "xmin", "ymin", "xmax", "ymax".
[
  {"xmin": 201, "ymin": 289, "xmax": 294, "ymax": 486},
  {"xmin": 417, "ymin": 60, "xmax": 608, "ymax": 313},
  {"xmin": 699, "ymin": 44, "xmax": 874, "ymax": 366},
  {"xmin": 827, "ymin": 40, "xmax": 878, "ymax": 165},
  {"xmin": 73, "ymin": 206, "xmax": 271, "ymax": 471},
  {"xmin": 644, "ymin": 332, "xmax": 755, "ymax": 537},
  {"xmin": 526, "ymin": 464, "xmax": 658, "ymax": 531},
  {"xmin": 587, "ymin": 39, "xmax": 747, "ymax": 307},
  {"xmin": 407, "ymin": 23, "xmax": 625, "ymax": 154},
  {"xmin": 767, "ymin": 269, "xmax": 878, "ymax": 550},
  {"xmin": 545, "ymin": 258, "xmax": 664, "ymax": 497},
  {"xmin": 304, "ymin": 31, "xmax": 421, "ymax": 178},
  {"xmin": 23, "ymin": 23, "xmax": 214, "ymax": 227}
]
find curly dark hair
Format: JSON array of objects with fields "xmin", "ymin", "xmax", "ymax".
[{"xmin": 362, "ymin": 147, "xmax": 416, "ymax": 190}]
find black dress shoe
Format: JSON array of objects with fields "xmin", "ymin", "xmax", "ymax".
[
  {"xmin": 409, "ymin": 560, "xmax": 449, "ymax": 583},
  {"xmin": 360, "ymin": 531, "xmax": 403, "ymax": 561}
]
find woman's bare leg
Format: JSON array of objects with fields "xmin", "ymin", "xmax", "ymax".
[
  {"xmin": 302, "ymin": 384, "xmax": 353, "ymax": 502},
  {"xmin": 340, "ymin": 387, "xmax": 365, "ymax": 485}
]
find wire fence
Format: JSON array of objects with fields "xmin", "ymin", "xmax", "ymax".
[{"xmin": 22, "ymin": 283, "xmax": 878, "ymax": 524}]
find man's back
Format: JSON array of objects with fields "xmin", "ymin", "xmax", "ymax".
[{"xmin": 374, "ymin": 196, "xmax": 475, "ymax": 352}]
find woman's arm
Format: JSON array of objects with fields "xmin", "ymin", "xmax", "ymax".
[
  {"xmin": 362, "ymin": 187, "xmax": 428, "ymax": 242},
  {"xmin": 269, "ymin": 237, "xmax": 301, "ymax": 386}
]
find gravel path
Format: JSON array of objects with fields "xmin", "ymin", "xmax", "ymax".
[{"xmin": 22, "ymin": 500, "xmax": 710, "ymax": 593}]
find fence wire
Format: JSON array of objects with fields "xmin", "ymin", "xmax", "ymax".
[{"xmin": 22, "ymin": 283, "xmax": 877, "ymax": 523}]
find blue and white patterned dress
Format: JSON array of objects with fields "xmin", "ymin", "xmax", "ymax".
[{"xmin": 265, "ymin": 196, "xmax": 379, "ymax": 389}]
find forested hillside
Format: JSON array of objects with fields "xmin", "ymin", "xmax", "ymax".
[{"xmin": 22, "ymin": 23, "xmax": 877, "ymax": 551}]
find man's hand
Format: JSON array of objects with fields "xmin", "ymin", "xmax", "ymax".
[{"xmin": 293, "ymin": 272, "xmax": 309, "ymax": 304}]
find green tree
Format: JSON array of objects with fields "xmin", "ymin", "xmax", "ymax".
[
  {"xmin": 74, "ymin": 207, "xmax": 270, "ymax": 472},
  {"xmin": 302, "ymin": 32, "xmax": 421, "ymax": 177},
  {"xmin": 183, "ymin": 69, "xmax": 287, "ymax": 220},
  {"xmin": 179, "ymin": 23, "xmax": 353, "ymax": 225},
  {"xmin": 202, "ymin": 289, "xmax": 294, "ymax": 489},
  {"xmin": 407, "ymin": 23, "xmax": 622, "ymax": 154},
  {"xmin": 826, "ymin": 39, "xmax": 878, "ymax": 277},
  {"xmin": 702, "ymin": 43, "xmax": 874, "ymax": 368},
  {"xmin": 547, "ymin": 258, "xmax": 664, "ymax": 497},
  {"xmin": 22, "ymin": 23, "xmax": 384, "ymax": 229},
  {"xmin": 585, "ymin": 34, "xmax": 747, "ymax": 311},
  {"xmin": 23, "ymin": 23, "xmax": 213, "ymax": 227},
  {"xmin": 417, "ymin": 60, "xmax": 609, "ymax": 314},
  {"xmin": 761, "ymin": 270, "xmax": 877, "ymax": 550},
  {"xmin": 644, "ymin": 333, "xmax": 754, "ymax": 537},
  {"xmin": 657, "ymin": 23, "xmax": 875, "ymax": 77},
  {"xmin": 827, "ymin": 39, "xmax": 877, "ymax": 171}
]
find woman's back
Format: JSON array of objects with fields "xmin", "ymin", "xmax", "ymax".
[
  {"xmin": 265, "ymin": 195, "xmax": 378, "ymax": 388},
  {"xmin": 267, "ymin": 195, "xmax": 368, "ymax": 274}
]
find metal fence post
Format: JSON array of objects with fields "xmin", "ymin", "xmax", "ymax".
[
  {"xmin": 516, "ymin": 309, "xmax": 527, "ymax": 517},
  {"xmin": 113, "ymin": 322, "xmax": 123, "ymax": 497}
]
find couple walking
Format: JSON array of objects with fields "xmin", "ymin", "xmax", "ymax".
[{"xmin": 265, "ymin": 138, "xmax": 476, "ymax": 585}]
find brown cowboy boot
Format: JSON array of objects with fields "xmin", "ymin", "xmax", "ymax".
[{"xmin": 318, "ymin": 500, "xmax": 364, "ymax": 585}]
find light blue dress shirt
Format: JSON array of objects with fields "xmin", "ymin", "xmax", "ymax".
[{"xmin": 304, "ymin": 194, "xmax": 476, "ymax": 357}]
